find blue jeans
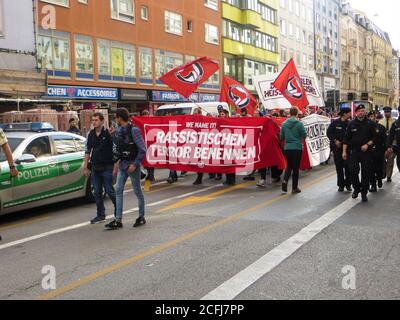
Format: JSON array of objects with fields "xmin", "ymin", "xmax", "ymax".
[
  {"xmin": 115, "ymin": 167, "xmax": 145, "ymax": 222},
  {"xmin": 91, "ymin": 167, "xmax": 116, "ymax": 218}
]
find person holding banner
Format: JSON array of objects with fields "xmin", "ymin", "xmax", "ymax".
[
  {"xmin": 343, "ymin": 105, "xmax": 376, "ymax": 203},
  {"xmin": 327, "ymin": 106, "xmax": 352, "ymax": 192},
  {"xmin": 280, "ymin": 107, "xmax": 308, "ymax": 194}
]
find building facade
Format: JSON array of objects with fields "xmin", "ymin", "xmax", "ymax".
[
  {"xmin": 0, "ymin": 0, "xmax": 46, "ymax": 103},
  {"xmin": 37, "ymin": 0, "xmax": 222, "ymax": 113},
  {"xmin": 314, "ymin": 0, "xmax": 340, "ymax": 105},
  {"xmin": 370, "ymin": 23, "xmax": 393, "ymax": 108},
  {"xmin": 339, "ymin": 7, "xmax": 373, "ymax": 103},
  {"xmin": 389, "ymin": 49, "xmax": 399, "ymax": 109},
  {"xmin": 221, "ymin": 0, "xmax": 280, "ymax": 93},
  {"xmin": 279, "ymin": 0, "xmax": 315, "ymax": 74}
]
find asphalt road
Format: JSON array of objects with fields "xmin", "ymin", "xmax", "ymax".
[{"xmin": 0, "ymin": 165, "xmax": 399, "ymax": 300}]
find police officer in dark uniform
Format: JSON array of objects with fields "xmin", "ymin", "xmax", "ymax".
[
  {"xmin": 327, "ymin": 106, "xmax": 352, "ymax": 192},
  {"xmin": 368, "ymin": 111, "xmax": 387, "ymax": 192},
  {"xmin": 387, "ymin": 107, "xmax": 400, "ymax": 173},
  {"xmin": 343, "ymin": 105, "xmax": 376, "ymax": 202}
]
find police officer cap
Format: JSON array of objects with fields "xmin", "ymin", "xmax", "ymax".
[
  {"xmin": 217, "ymin": 105, "xmax": 225, "ymax": 112},
  {"xmin": 383, "ymin": 106, "xmax": 392, "ymax": 112},
  {"xmin": 339, "ymin": 106, "xmax": 351, "ymax": 114},
  {"xmin": 367, "ymin": 111, "xmax": 376, "ymax": 117},
  {"xmin": 355, "ymin": 104, "xmax": 366, "ymax": 112}
]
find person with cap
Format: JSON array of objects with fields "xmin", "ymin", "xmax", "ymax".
[
  {"xmin": 327, "ymin": 106, "xmax": 352, "ymax": 192},
  {"xmin": 368, "ymin": 111, "xmax": 387, "ymax": 192},
  {"xmin": 379, "ymin": 106, "xmax": 396, "ymax": 182},
  {"xmin": 342, "ymin": 105, "xmax": 377, "ymax": 202},
  {"xmin": 387, "ymin": 107, "xmax": 400, "ymax": 174}
]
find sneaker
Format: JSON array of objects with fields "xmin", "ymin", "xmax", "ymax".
[
  {"xmin": 346, "ymin": 186, "xmax": 352, "ymax": 192},
  {"xmin": 292, "ymin": 188, "xmax": 302, "ymax": 194},
  {"xmin": 387, "ymin": 178, "xmax": 392, "ymax": 183},
  {"xmin": 133, "ymin": 217, "xmax": 146, "ymax": 228},
  {"xmin": 243, "ymin": 175, "xmax": 255, "ymax": 181},
  {"xmin": 361, "ymin": 194, "xmax": 368, "ymax": 202},
  {"xmin": 352, "ymin": 191, "xmax": 360, "ymax": 199},
  {"xmin": 257, "ymin": 179, "xmax": 266, "ymax": 187},
  {"xmin": 338, "ymin": 187, "xmax": 344, "ymax": 192},
  {"xmin": 369, "ymin": 186, "xmax": 377, "ymax": 193},
  {"xmin": 90, "ymin": 216, "xmax": 106, "ymax": 224},
  {"xmin": 378, "ymin": 180, "xmax": 383, "ymax": 189},
  {"xmin": 282, "ymin": 182, "xmax": 288, "ymax": 193},
  {"xmin": 193, "ymin": 179, "xmax": 202, "ymax": 185},
  {"xmin": 105, "ymin": 220, "xmax": 123, "ymax": 230}
]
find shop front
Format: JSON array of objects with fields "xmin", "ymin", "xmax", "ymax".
[
  {"xmin": 150, "ymin": 90, "xmax": 220, "ymax": 114},
  {"xmin": 118, "ymin": 89, "xmax": 149, "ymax": 115}
]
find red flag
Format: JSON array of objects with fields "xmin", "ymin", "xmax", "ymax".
[
  {"xmin": 272, "ymin": 58, "xmax": 309, "ymax": 113},
  {"xmin": 220, "ymin": 76, "xmax": 257, "ymax": 115},
  {"xmin": 159, "ymin": 57, "xmax": 219, "ymax": 98}
]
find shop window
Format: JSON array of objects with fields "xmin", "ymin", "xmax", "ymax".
[
  {"xmin": 155, "ymin": 50, "xmax": 183, "ymax": 85},
  {"xmin": 139, "ymin": 47, "xmax": 153, "ymax": 85},
  {"xmin": 37, "ymin": 29, "xmax": 71, "ymax": 78},
  {"xmin": 74, "ymin": 34, "xmax": 94, "ymax": 80}
]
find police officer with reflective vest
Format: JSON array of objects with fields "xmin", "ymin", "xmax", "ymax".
[
  {"xmin": 105, "ymin": 108, "xmax": 147, "ymax": 230},
  {"xmin": 327, "ymin": 106, "xmax": 352, "ymax": 192},
  {"xmin": 343, "ymin": 105, "xmax": 376, "ymax": 202},
  {"xmin": 368, "ymin": 111, "xmax": 387, "ymax": 192},
  {"xmin": 387, "ymin": 108, "xmax": 400, "ymax": 174}
]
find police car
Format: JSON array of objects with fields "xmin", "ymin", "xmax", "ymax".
[{"xmin": 0, "ymin": 122, "xmax": 94, "ymax": 216}]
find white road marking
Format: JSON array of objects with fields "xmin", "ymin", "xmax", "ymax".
[
  {"xmin": 0, "ymin": 185, "xmax": 221, "ymax": 252},
  {"xmin": 201, "ymin": 197, "xmax": 360, "ymax": 300}
]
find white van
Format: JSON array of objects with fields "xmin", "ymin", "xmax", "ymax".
[{"xmin": 155, "ymin": 102, "xmax": 230, "ymax": 117}]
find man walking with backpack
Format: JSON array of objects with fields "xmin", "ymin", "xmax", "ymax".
[
  {"xmin": 106, "ymin": 108, "xmax": 147, "ymax": 230},
  {"xmin": 83, "ymin": 112, "xmax": 116, "ymax": 224}
]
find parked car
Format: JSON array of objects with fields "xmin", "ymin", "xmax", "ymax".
[{"xmin": 0, "ymin": 122, "xmax": 94, "ymax": 216}]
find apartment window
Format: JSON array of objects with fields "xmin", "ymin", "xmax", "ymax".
[
  {"xmin": 309, "ymin": 55, "xmax": 314, "ymax": 70},
  {"xmin": 165, "ymin": 11, "xmax": 183, "ymax": 36},
  {"xmin": 74, "ymin": 34, "xmax": 93, "ymax": 79},
  {"xmin": 155, "ymin": 50, "xmax": 183, "ymax": 83},
  {"xmin": 261, "ymin": 5, "xmax": 276, "ymax": 24},
  {"xmin": 280, "ymin": 0, "xmax": 286, "ymax": 9},
  {"xmin": 296, "ymin": 26, "xmax": 300, "ymax": 42},
  {"xmin": 140, "ymin": 6, "xmax": 148, "ymax": 20},
  {"xmin": 139, "ymin": 47, "xmax": 153, "ymax": 84},
  {"xmin": 295, "ymin": 1, "xmax": 300, "ymax": 16},
  {"xmin": 204, "ymin": 0, "xmax": 218, "ymax": 11},
  {"xmin": 224, "ymin": 54, "xmax": 237, "ymax": 79},
  {"xmin": 281, "ymin": 46, "xmax": 288, "ymax": 63},
  {"xmin": 37, "ymin": 29, "xmax": 70, "ymax": 77},
  {"xmin": 302, "ymin": 53, "xmax": 307, "ymax": 69},
  {"xmin": 205, "ymin": 23, "xmax": 219, "ymax": 45},
  {"xmin": 288, "ymin": 23, "xmax": 293, "ymax": 37},
  {"xmin": 111, "ymin": 0, "xmax": 135, "ymax": 24},
  {"xmin": 78, "ymin": 0, "xmax": 88, "ymax": 4},
  {"xmin": 0, "ymin": 0, "xmax": 3, "ymax": 37},
  {"xmin": 187, "ymin": 20, "xmax": 193, "ymax": 32},
  {"xmin": 280, "ymin": 19, "xmax": 286, "ymax": 36},
  {"xmin": 288, "ymin": 0, "xmax": 293, "ymax": 12},
  {"xmin": 42, "ymin": 0, "xmax": 69, "ymax": 6}
]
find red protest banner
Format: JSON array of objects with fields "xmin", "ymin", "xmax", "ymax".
[{"xmin": 133, "ymin": 116, "xmax": 286, "ymax": 174}]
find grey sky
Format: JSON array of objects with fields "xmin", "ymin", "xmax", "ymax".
[{"xmin": 350, "ymin": 0, "xmax": 400, "ymax": 50}]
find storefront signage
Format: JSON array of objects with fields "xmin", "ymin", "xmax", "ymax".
[
  {"xmin": 120, "ymin": 89, "xmax": 148, "ymax": 101},
  {"xmin": 46, "ymin": 85, "xmax": 118, "ymax": 100}
]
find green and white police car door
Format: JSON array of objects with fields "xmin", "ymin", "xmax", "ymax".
[
  {"xmin": 51, "ymin": 134, "xmax": 86, "ymax": 196},
  {"xmin": 7, "ymin": 136, "xmax": 60, "ymax": 208}
]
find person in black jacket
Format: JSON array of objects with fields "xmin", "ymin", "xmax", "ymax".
[
  {"xmin": 387, "ymin": 110, "xmax": 400, "ymax": 173},
  {"xmin": 368, "ymin": 111, "xmax": 387, "ymax": 192},
  {"xmin": 327, "ymin": 106, "xmax": 352, "ymax": 192},
  {"xmin": 343, "ymin": 105, "xmax": 377, "ymax": 202},
  {"xmin": 83, "ymin": 112, "xmax": 116, "ymax": 224},
  {"xmin": 67, "ymin": 118, "xmax": 82, "ymax": 136}
]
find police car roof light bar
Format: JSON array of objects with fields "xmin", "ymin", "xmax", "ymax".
[{"xmin": 2, "ymin": 122, "xmax": 55, "ymax": 133}]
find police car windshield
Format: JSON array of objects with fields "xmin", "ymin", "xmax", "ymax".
[
  {"xmin": 155, "ymin": 108, "xmax": 192, "ymax": 116},
  {"xmin": 0, "ymin": 138, "xmax": 23, "ymax": 161}
]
